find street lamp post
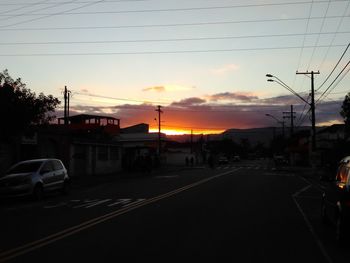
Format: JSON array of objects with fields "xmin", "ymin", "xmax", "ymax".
[{"xmin": 266, "ymin": 73, "xmax": 316, "ymax": 151}]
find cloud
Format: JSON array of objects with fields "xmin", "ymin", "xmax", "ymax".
[
  {"xmin": 143, "ymin": 85, "xmax": 195, "ymax": 92},
  {"xmin": 208, "ymin": 92, "xmax": 259, "ymax": 102},
  {"xmin": 171, "ymin": 97, "xmax": 206, "ymax": 107},
  {"xmin": 80, "ymin": 88, "xmax": 89, "ymax": 93},
  {"xmin": 211, "ymin": 64, "xmax": 239, "ymax": 75},
  {"xmin": 61, "ymin": 94, "xmax": 344, "ymax": 131},
  {"xmin": 142, "ymin": 86, "xmax": 166, "ymax": 92}
]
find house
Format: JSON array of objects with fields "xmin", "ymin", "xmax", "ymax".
[
  {"xmin": 119, "ymin": 123, "xmax": 166, "ymax": 171},
  {"xmin": 16, "ymin": 114, "xmax": 122, "ymax": 177}
]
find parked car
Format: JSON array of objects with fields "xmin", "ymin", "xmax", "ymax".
[
  {"xmin": 232, "ymin": 155, "xmax": 240, "ymax": 162},
  {"xmin": 273, "ymin": 155, "xmax": 288, "ymax": 166},
  {"xmin": 0, "ymin": 158, "xmax": 70, "ymax": 200},
  {"xmin": 218, "ymin": 156, "xmax": 229, "ymax": 165},
  {"xmin": 321, "ymin": 156, "xmax": 350, "ymax": 245}
]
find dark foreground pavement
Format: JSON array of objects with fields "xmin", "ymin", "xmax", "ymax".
[{"xmin": 0, "ymin": 160, "xmax": 348, "ymax": 262}]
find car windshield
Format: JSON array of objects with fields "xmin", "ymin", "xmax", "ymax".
[{"xmin": 5, "ymin": 161, "xmax": 43, "ymax": 175}]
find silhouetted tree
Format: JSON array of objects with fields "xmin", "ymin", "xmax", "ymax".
[
  {"xmin": 0, "ymin": 69, "xmax": 60, "ymax": 139},
  {"xmin": 340, "ymin": 92, "xmax": 350, "ymax": 139}
]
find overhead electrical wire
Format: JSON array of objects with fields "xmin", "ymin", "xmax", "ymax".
[
  {"xmin": 0, "ymin": 0, "xmax": 80, "ymax": 23},
  {"xmin": 0, "ymin": 0, "xmax": 106, "ymax": 28},
  {"xmin": 2, "ymin": 0, "xmax": 349, "ymax": 17},
  {"xmin": 1, "ymin": 14, "xmax": 349, "ymax": 31},
  {"xmin": 317, "ymin": 59, "xmax": 350, "ymax": 103},
  {"xmin": 305, "ymin": 0, "xmax": 330, "ymax": 70},
  {"xmin": 318, "ymin": 0, "xmax": 350, "ymax": 72},
  {"xmin": 0, "ymin": 44, "xmax": 347, "ymax": 57},
  {"xmin": 316, "ymin": 42, "xmax": 350, "ymax": 91},
  {"xmin": 1, "ymin": 31, "xmax": 349, "ymax": 46}
]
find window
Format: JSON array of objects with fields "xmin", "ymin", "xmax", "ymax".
[
  {"xmin": 52, "ymin": 160, "xmax": 64, "ymax": 171},
  {"xmin": 41, "ymin": 161, "xmax": 53, "ymax": 174},
  {"xmin": 98, "ymin": 146, "xmax": 108, "ymax": 161},
  {"xmin": 110, "ymin": 147, "xmax": 119, "ymax": 160}
]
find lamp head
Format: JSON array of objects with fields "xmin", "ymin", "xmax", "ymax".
[{"xmin": 266, "ymin": 74, "xmax": 273, "ymax": 78}]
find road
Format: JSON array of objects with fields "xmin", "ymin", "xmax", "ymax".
[{"xmin": 0, "ymin": 159, "xmax": 349, "ymax": 262}]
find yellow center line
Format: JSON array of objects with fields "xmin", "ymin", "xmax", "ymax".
[{"xmin": 0, "ymin": 168, "xmax": 241, "ymax": 262}]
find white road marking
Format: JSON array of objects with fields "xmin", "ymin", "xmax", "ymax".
[
  {"xmin": 43, "ymin": 203, "xmax": 67, "ymax": 209},
  {"xmin": 292, "ymin": 181, "xmax": 333, "ymax": 263},
  {"xmin": 107, "ymin": 199, "xmax": 132, "ymax": 207},
  {"xmin": 154, "ymin": 175, "xmax": 179, "ymax": 179},
  {"xmin": 122, "ymin": 199, "xmax": 146, "ymax": 207},
  {"xmin": 73, "ymin": 199, "xmax": 108, "ymax": 209}
]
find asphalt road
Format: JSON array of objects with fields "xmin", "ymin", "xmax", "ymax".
[{"xmin": 0, "ymin": 159, "xmax": 349, "ymax": 262}]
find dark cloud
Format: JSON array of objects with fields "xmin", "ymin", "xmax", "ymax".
[
  {"xmin": 171, "ymin": 97, "xmax": 207, "ymax": 107},
  {"xmin": 208, "ymin": 92, "xmax": 259, "ymax": 102},
  {"xmin": 60, "ymin": 95, "xmax": 344, "ymax": 130},
  {"xmin": 260, "ymin": 94, "xmax": 309, "ymax": 105}
]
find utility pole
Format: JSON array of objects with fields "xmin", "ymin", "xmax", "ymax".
[
  {"xmin": 283, "ymin": 105, "xmax": 296, "ymax": 136},
  {"xmin": 63, "ymin": 86, "xmax": 72, "ymax": 124},
  {"xmin": 296, "ymin": 71, "xmax": 320, "ymax": 151},
  {"xmin": 64, "ymin": 86, "xmax": 68, "ymax": 125},
  {"xmin": 190, "ymin": 129, "xmax": 193, "ymax": 154},
  {"xmin": 155, "ymin": 105, "xmax": 163, "ymax": 157}
]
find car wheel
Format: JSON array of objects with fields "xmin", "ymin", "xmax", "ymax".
[
  {"xmin": 33, "ymin": 184, "xmax": 43, "ymax": 201},
  {"xmin": 61, "ymin": 180, "xmax": 70, "ymax": 195}
]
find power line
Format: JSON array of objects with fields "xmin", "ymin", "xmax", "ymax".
[
  {"xmin": 318, "ymin": 0, "xmax": 350, "ymax": 72},
  {"xmin": 0, "ymin": 0, "xmax": 79, "ymax": 23},
  {"xmin": 0, "ymin": 44, "xmax": 347, "ymax": 57},
  {"xmin": 317, "ymin": 59, "xmax": 350, "ymax": 103},
  {"xmin": 316, "ymin": 42, "xmax": 350, "ymax": 91},
  {"xmin": 2, "ymin": 31, "xmax": 349, "ymax": 46},
  {"xmin": 0, "ymin": 0, "xmax": 51, "ymax": 16},
  {"xmin": 305, "ymin": 0, "xmax": 330, "ymax": 70},
  {"xmin": 3, "ymin": 1, "xmax": 347, "ymax": 16},
  {"xmin": 75, "ymin": 91, "xmax": 169, "ymax": 104},
  {"xmin": 1, "ymin": 14, "xmax": 349, "ymax": 31},
  {"xmin": 0, "ymin": 0, "xmax": 107, "ymax": 28}
]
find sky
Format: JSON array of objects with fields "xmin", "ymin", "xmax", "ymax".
[{"xmin": 1, "ymin": 0, "xmax": 349, "ymax": 135}]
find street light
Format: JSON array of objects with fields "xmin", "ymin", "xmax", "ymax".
[
  {"xmin": 265, "ymin": 113, "xmax": 285, "ymax": 138},
  {"xmin": 266, "ymin": 72, "xmax": 317, "ymax": 152},
  {"xmin": 266, "ymin": 74, "xmax": 309, "ymax": 104}
]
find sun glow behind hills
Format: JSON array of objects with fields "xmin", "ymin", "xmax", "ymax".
[{"xmin": 149, "ymin": 127, "xmax": 225, "ymax": 135}]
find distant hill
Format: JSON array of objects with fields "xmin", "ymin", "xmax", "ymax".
[{"xmin": 167, "ymin": 126, "xmax": 314, "ymax": 146}]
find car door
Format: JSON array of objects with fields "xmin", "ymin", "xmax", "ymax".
[
  {"xmin": 326, "ymin": 164, "xmax": 348, "ymax": 223},
  {"xmin": 39, "ymin": 161, "xmax": 55, "ymax": 190},
  {"xmin": 51, "ymin": 160, "xmax": 66, "ymax": 188}
]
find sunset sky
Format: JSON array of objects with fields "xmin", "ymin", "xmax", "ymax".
[{"xmin": 1, "ymin": 0, "xmax": 349, "ymax": 135}]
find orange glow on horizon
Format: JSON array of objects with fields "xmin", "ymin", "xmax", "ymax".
[{"xmin": 149, "ymin": 128, "xmax": 225, "ymax": 135}]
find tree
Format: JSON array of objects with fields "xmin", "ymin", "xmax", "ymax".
[
  {"xmin": 340, "ymin": 92, "xmax": 350, "ymax": 139},
  {"xmin": 0, "ymin": 69, "xmax": 60, "ymax": 139}
]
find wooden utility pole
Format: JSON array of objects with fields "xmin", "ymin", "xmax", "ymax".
[
  {"xmin": 283, "ymin": 105, "xmax": 296, "ymax": 136},
  {"xmin": 296, "ymin": 71, "xmax": 319, "ymax": 151},
  {"xmin": 64, "ymin": 86, "xmax": 68, "ymax": 125},
  {"xmin": 155, "ymin": 105, "xmax": 163, "ymax": 156},
  {"xmin": 63, "ymin": 86, "xmax": 71, "ymax": 124}
]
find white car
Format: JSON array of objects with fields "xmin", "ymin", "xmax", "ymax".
[{"xmin": 0, "ymin": 159, "xmax": 70, "ymax": 200}]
